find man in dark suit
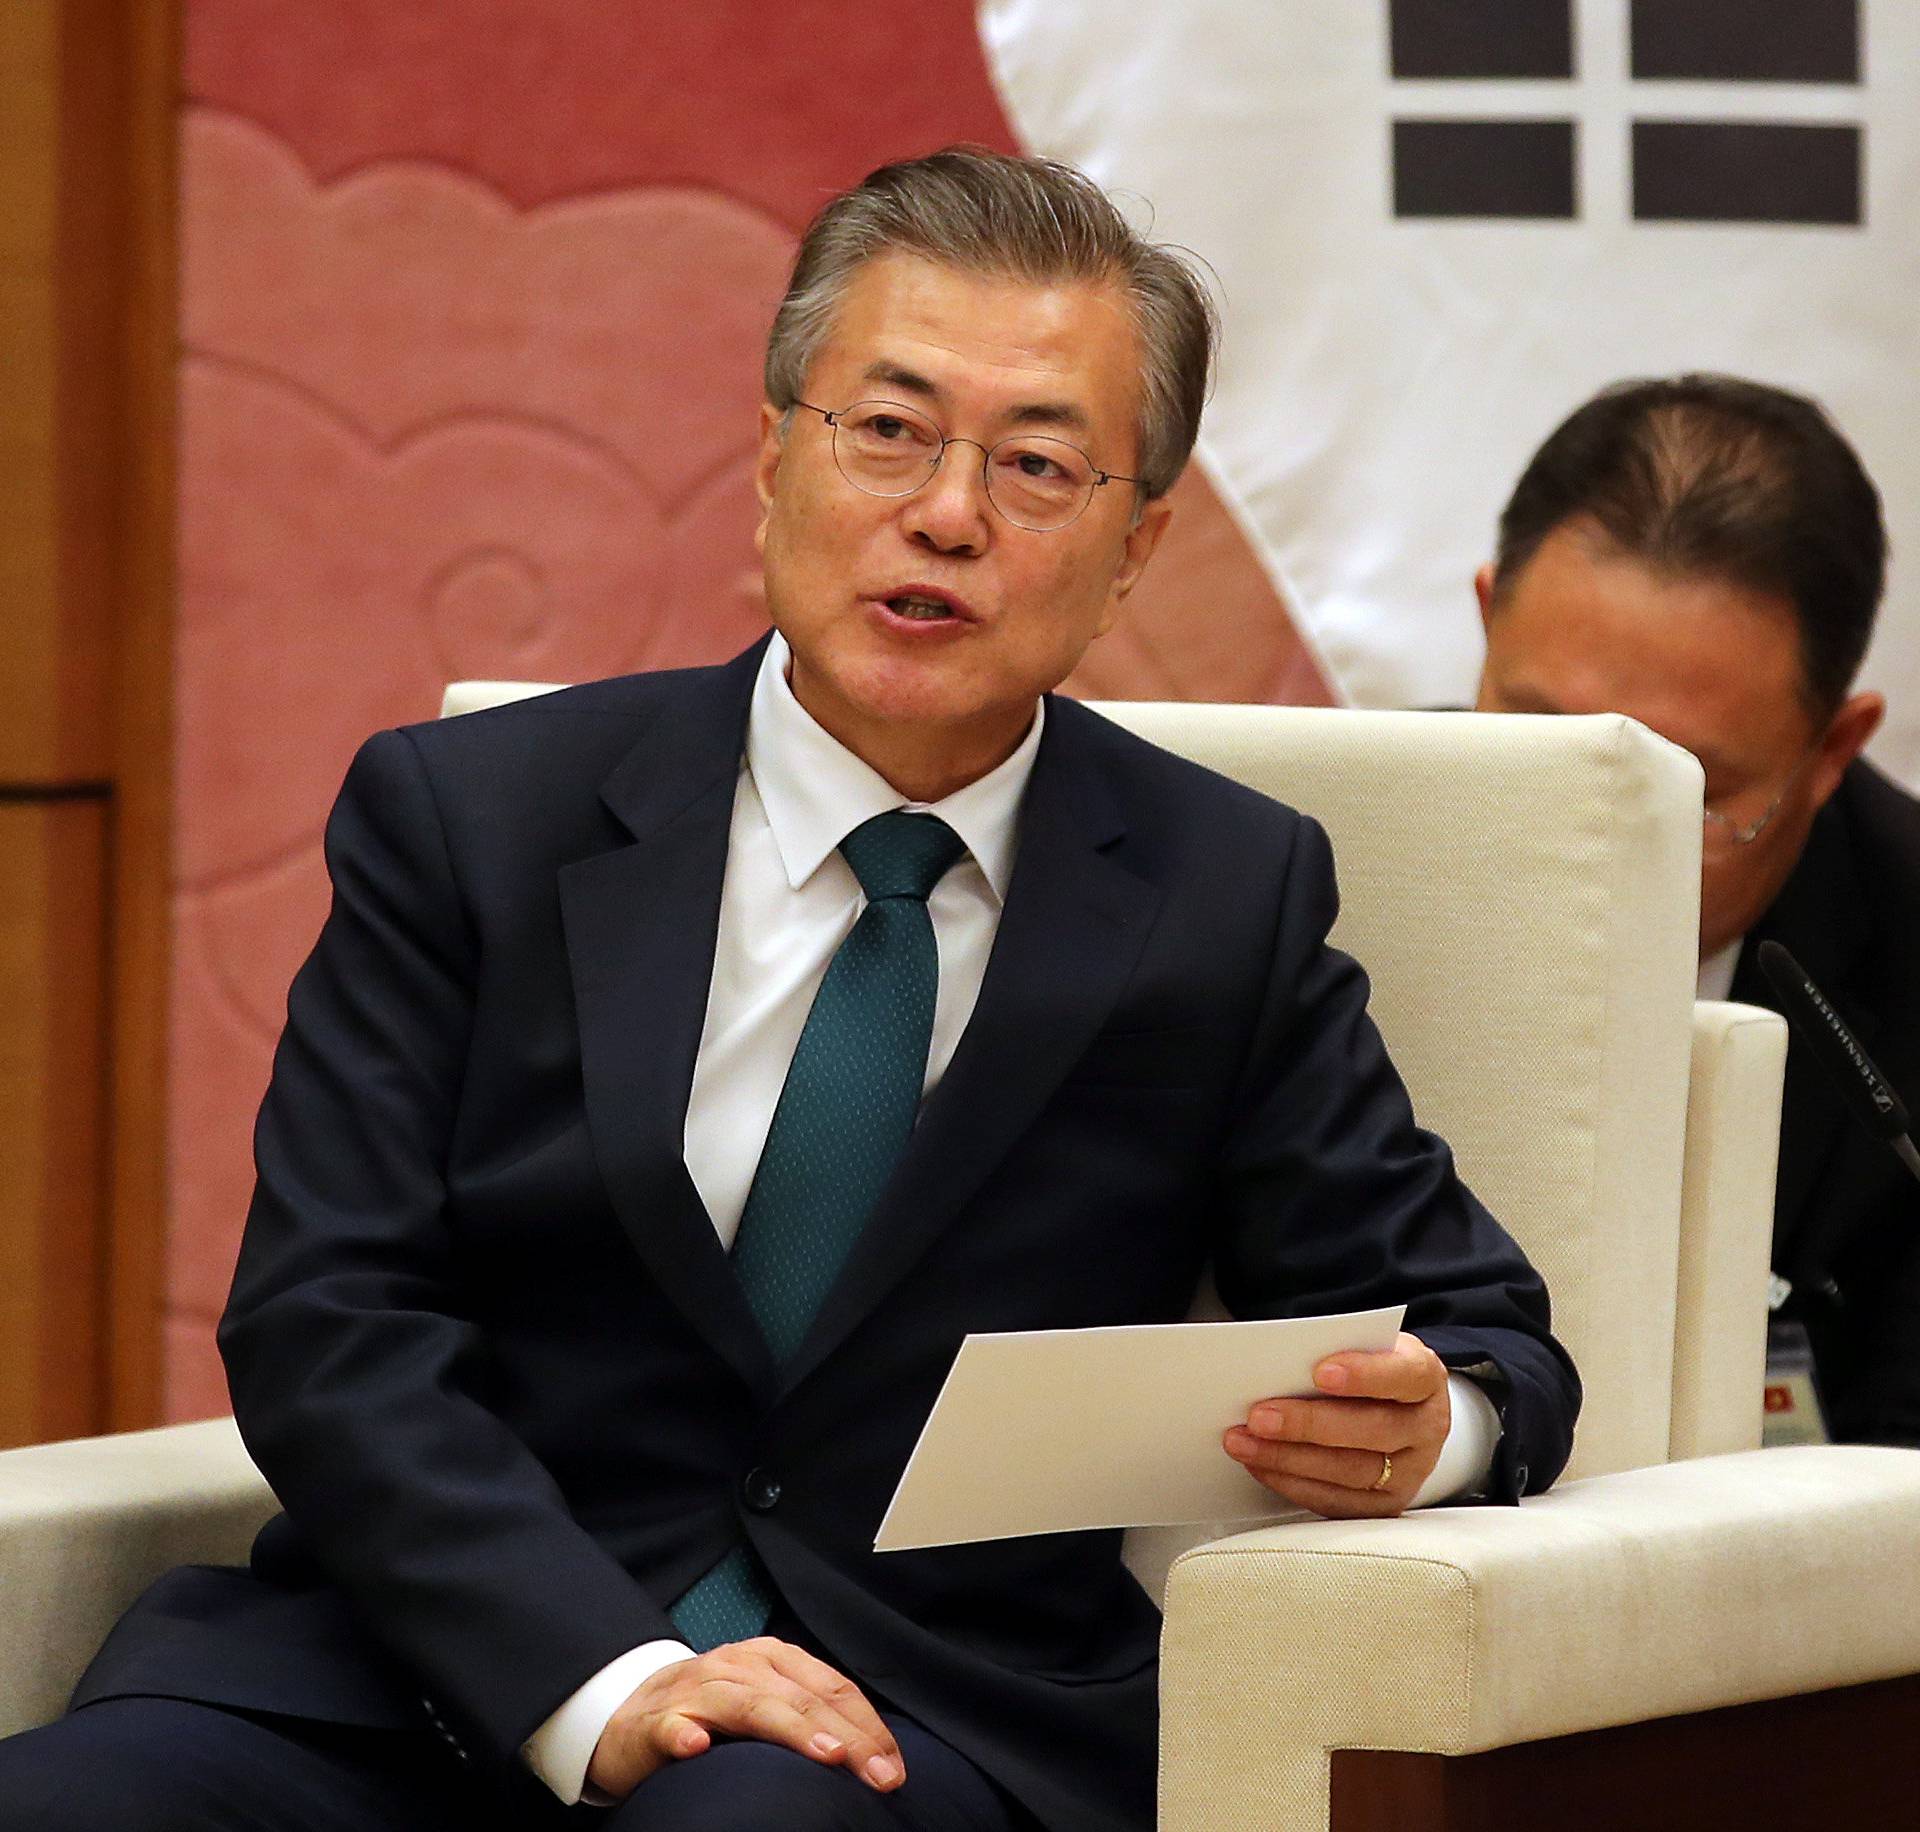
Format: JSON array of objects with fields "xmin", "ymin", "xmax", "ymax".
[
  {"xmin": 1474, "ymin": 373, "xmax": 1920, "ymax": 1449},
  {"xmin": 0, "ymin": 150, "xmax": 1577, "ymax": 1831},
  {"xmin": 1734, "ymin": 758, "xmax": 1920, "ymax": 1444}
]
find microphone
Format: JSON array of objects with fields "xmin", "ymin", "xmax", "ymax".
[{"xmin": 1756, "ymin": 939, "xmax": 1920, "ymax": 1187}]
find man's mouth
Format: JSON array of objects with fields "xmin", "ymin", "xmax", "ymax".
[
  {"xmin": 878, "ymin": 587, "xmax": 972, "ymax": 624},
  {"xmin": 887, "ymin": 594, "xmax": 956, "ymax": 621}
]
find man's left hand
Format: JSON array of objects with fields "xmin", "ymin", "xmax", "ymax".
[{"xmin": 1222, "ymin": 1331, "xmax": 1450, "ymax": 1518}]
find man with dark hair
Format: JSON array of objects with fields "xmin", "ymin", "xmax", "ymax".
[
  {"xmin": 0, "ymin": 149, "xmax": 1576, "ymax": 1831},
  {"xmin": 1475, "ymin": 372, "xmax": 1919, "ymax": 1448}
]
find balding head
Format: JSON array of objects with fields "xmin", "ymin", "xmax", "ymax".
[{"xmin": 1489, "ymin": 375, "xmax": 1886, "ymax": 721}]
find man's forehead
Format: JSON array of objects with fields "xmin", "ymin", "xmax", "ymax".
[
  {"xmin": 805, "ymin": 252, "xmax": 1140, "ymax": 423},
  {"xmin": 1490, "ymin": 524, "xmax": 1813, "ymax": 759}
]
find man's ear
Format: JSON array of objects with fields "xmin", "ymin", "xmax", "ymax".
[
  {"xmin": 1474, "ymin": 562, "xmax": 1498, "ymax": 630},
  {"xmin": 752, "ymin": 403, "xmax": 785, "ymax": 554},
  {"xmin": 1096, "ymin": 496, "xmax": 1174, "ymax": 637},
  {"xmin": 1807, "ymin": 688, "xmax": 1886, "ymax": 812},
  {"xmin": 1114, "ymin": 496, "xmax": 1174, "ymax": 598}
]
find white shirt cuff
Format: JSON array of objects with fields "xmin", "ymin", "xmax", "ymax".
[
  {"xmin": 521, "ymin": 1639, "xmax": 696, "ymax": 1805},
  {"xmin": 1409, "ymin": 1372, "xmax": 1502, "ymax": 1508}
]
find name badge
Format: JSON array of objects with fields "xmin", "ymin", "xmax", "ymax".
[{"xmin": 1762, "ymin": 1317, "xmax": 1830, "ymax": 1449}]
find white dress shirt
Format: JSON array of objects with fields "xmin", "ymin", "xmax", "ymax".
[
  {"xmin": 681, "ymin": 634, "xmax": 1040, "ymax": 1249},
  {"xmin": 524, "ymin": 636, "xmax": 1498, "ymax": 1802},
  {"xmin": 1697, "ymin": 936, "xmax": 1744, "ymax": 1002}
]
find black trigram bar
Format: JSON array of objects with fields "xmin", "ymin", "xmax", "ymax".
[
  {"xmin": 1630, "ymin": 0, "xmax": 1860, "ymax": 84},
  {"xmin": 1390, "ymin": 0, "xmax": 1574, "ymax": 79},
  {"xmin": 1393, "ymin": 120, "xmax": 1577, "ymax": 219},
  {"xmin": 1633, "ymin": 121, "xmax": 1861, "ymax": 224}
]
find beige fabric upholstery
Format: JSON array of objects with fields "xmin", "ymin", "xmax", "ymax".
[
  {"xmin": 438, "ymin": 679, "xmax": 562, "ymax": 719},
  {"xmin": 1093, "ymin": 705, "xmax": 1702, "ymax": 1480},
  {"xmin": 1671, "ymin": 1002, "xmax": 1787, "ymax": 1461},
  {"xmin": 0, "ymin": 1418, "xmax": 277, "ymax": 1737},
  {"xmin": 1158, "ymin": 1446, "xmax": 1920, "ymax": 1830}
]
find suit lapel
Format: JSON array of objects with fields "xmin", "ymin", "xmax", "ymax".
[
  {"xmin": 783, "ymin": 704, "xmax": 1163, "ymax": 1392},
  {"xmin": 560, "ymin": 641, "xmax": 776, "ymax": 1396}
]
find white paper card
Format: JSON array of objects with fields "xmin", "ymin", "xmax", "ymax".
[{"xmin": 874, "ymin": 1304, "xmax": 1405, "ymax": 1550}]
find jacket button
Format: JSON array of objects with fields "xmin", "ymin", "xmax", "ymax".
[{"xmin": 742, "ymin": 1467, "xmax": 782, "ymax": 1513}]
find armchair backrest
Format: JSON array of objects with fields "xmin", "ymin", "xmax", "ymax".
[{"xmin": 1092, "ymin": 704, "xmax": 1703, "ymax": 1480}]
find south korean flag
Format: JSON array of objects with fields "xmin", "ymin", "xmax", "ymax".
[{"xmin": 981, "ymin": 0, "xmax": 1919, "ymax": 785}]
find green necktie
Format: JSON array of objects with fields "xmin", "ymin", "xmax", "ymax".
[{"xmin": 670, "ymin": 810, "xmax": 967, "ymax": 1652}]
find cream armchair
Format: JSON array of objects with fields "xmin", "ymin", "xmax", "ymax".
[
  {"xmin": 4, "ymin": 693, "xmax": 1917, "ymax": 1830},
  {"xmin": 1092, "ymin": 703, "xmax": 1920, "ymax": 1828}
]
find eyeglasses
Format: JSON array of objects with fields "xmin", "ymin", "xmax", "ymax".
[
  {"xmin": 791, "ymin": 398, "xmax": 1143, "ymax": 532},
  {"xmin": 1702, "ymin": 746, "xmax": 1816, "ymax": 848},
  {"xmin": 1703, "ymin": 793, "xmax": 1788, "ymax": 849}
]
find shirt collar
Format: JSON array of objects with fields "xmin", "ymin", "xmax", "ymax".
[{"xmin": 746, "ymin": 632, "xmax": 1042, "ymax": 902}]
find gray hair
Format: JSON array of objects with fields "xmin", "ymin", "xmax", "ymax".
[{"xmin": 765, "ymin": 147, "xmax": 1219, "ymax": 501}]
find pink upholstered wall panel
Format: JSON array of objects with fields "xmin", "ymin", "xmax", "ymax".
[{"xmin": 169, "ymin": 2, "xmax": 1327, "ymax": 1417}]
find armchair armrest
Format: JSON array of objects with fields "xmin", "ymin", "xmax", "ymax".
[
  {"xmin": 0, "ymin": 1418, "xmax": 277, "ymax": 1735},
  {"xmin": 1671, "ymin": 1001, "xmax": 1786, "ymax": 1461},
  {"xmin": 1158, "ymin": 1445, "xmax": 1920, "ymax": 1831}
]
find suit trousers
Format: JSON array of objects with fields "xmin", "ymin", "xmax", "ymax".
[{"xmin": 0, "ymin": 1697, "xmax": 1021, "ymax": 1832}]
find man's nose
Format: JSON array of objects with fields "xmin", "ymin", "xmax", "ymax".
[{"xmin": 900, "ymin": 441, "xmax": 992, "ymax": 554}]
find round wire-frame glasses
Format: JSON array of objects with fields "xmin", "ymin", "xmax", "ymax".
[{"xmin": 792, "ymin": 398, "xmax": 1143, "ymax": 532}]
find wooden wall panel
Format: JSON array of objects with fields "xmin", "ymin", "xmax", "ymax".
[
  {"xmin": 0, "ymin": 0, "xmax": 177, "ymax": 1441},
  {"xmin": 0, "ymin": 802, "xmax": 108, "ymax": 1445},
  {"xmin": 100, "ymin": 0, "xmax": 179, "ymax": 1432},
  {"xmin": 0, "ymin": 4, "xmax": 74, "ymax": 784}
]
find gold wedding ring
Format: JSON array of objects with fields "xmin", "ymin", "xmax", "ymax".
[{"xmin": 1370, "ymin": 1453, "xmax": 1393, "ymax": 1492}]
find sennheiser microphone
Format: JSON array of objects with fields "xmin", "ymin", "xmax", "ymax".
[{"xmin": 1756, "ymin": 939, "xmax": 1920, "ymax": 1186}]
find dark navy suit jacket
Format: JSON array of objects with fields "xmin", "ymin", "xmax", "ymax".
[
  {"xmin": 1734, "ymin": 758, "xmax": 1920, "ymax": 1447},
  {"xmin": 79, "ymin": 643, "xmax": 1579, "ymax": 1831}
]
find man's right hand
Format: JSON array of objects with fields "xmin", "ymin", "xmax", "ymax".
[{"xmin": 584, "ymin": 1637, "xmax": 905, "ymax": 1802}]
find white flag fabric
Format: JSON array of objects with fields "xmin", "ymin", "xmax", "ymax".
[{"xmin": 981, "ymin": 0, "xmax": 1920, "ymax": 785}]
